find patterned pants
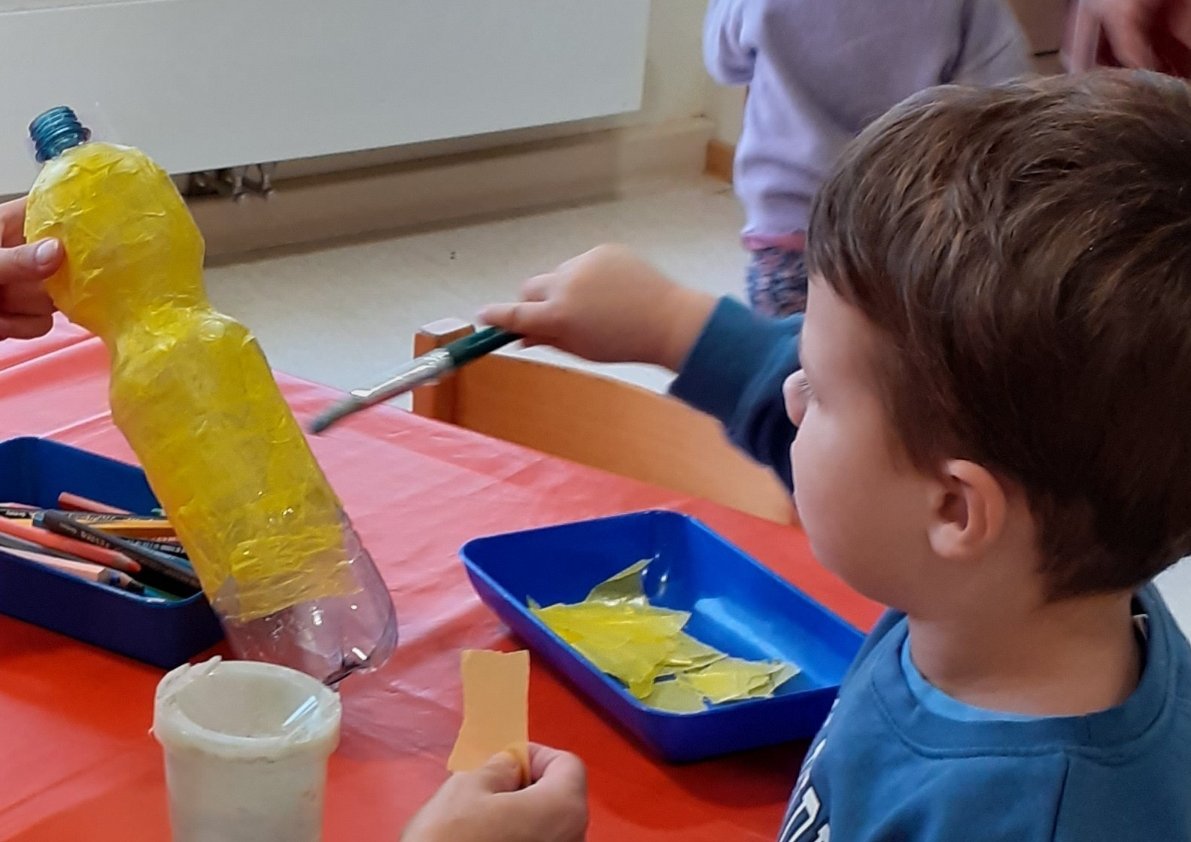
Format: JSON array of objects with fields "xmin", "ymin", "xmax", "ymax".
[{"xmin": 746, "ymin": 246, "xmax": 809, "ymax": 317}]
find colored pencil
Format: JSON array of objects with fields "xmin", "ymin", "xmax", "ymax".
[
  {"xmin": 5, "ymin": 547, "xmax": 146, "ymax": 594},
  {"xmin": 35, "ymin": 511, "xmax": 199, "ymax": 595},
  {"xmin": 57, "ymin": 493, "xmax": 130, "ymax": 515},
  {"xmin": 0, "ymin": 506, "xmax": 175, "ymax": 539},
  {"xmin": 0, "ymin": 516, "xmax": 140, "ymax": 574}
]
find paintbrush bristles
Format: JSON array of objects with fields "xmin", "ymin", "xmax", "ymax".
[{"xmin": 308, "ymin": 398, "xmax": 363, "ymax": 435}]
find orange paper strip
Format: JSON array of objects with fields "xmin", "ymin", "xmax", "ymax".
[{"xmin": 447, "ymin": 649, "xmax": 530, "ymax": 780}]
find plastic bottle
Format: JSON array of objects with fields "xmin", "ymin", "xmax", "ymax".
[{"xmin": 24, "ymin": 107, "xmax": 397, "ymax": 684}]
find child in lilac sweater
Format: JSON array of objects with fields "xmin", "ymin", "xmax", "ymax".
[{"xmin": 705, "ymin": 0, "xmax": 1030, "ymax": 316}]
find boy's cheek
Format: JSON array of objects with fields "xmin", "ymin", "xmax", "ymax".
[{"xmin": 789, "ymin": 437, "xmax": 805, "ymax": 507}]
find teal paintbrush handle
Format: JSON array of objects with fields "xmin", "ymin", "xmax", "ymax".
[{"xmin": 445, "ymin": 327, "xmax": 521, "ymax": 366}]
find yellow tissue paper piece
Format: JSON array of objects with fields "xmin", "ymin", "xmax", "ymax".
[
  {"xmin": 585, "ymin": 558, "xmax": 651, "ymax": 604},
  {"xmin": 530, "ymin": 560, "xmax": 800, "ymax": 713},
  {"xmin": 661, "ymin": 634, "xmax": 728, "ymax": 673},
  {"xmin": 533, "ymin": 600, "xmax": 689, "ymax": 690},
  {"xmin": 25, "ymin": 141, "xmax": 356, "ymax": 620},
  {"xmin": 448, "ymin": 650, "xmax": 530, "ymax": 781},
  {"xmin": 678, "ymin": 657, "xmax": 797, "ymax": 703},
  {"xmin": 644, "ymin": 679, "xmax": 707, "ymax": 713}
]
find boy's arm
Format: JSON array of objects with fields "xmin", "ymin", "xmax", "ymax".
[
  {"xmin": 480, "ymin": 247, "xmax": 799, "ymax": 488},
  {"xmin": 704, "ymin": 0, "xmax": 757, "ymax": 85},
  {"xmin": 951, "ymin": 0, "xmax": 1033, "ymax": 85},
  {"xmin": 669, "ymin": 298, "xmax": 800, "ymax": 489}
]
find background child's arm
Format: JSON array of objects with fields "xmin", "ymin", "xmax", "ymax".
[
  {"xmin": 1066, "ymin": 0, "xmax": 1191, "ymax": 74},
  {"xmin": 704, "ymin": 0, "xmax": 756, "ymax": 86},
  {"xmin": 0, "ymin": 198, "xmax": 61, "ymax": 340},
  {"xmin": 951, "ymin": 0, "xmax": 1033, "ymax": 85}
]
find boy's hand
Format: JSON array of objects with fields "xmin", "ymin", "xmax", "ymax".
[
  {"xmin": 479, "ymin": 244, "xmax": 716, "ymax": 372},
  {"xmin": 402, "ymin": 744, "xmax": 588, "ymax": 842},
  {"xmin": 0, "ymin": 197, "xmax": 62, "ymax": 340}
]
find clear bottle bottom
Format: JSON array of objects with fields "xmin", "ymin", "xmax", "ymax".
[{"xmin": 217, "ymin": 515, "xmax": 397, "ymax": 685}]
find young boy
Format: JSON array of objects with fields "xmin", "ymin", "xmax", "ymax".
[{"xmin": 407, "ymin": 70, "xmax": 1191, "ymax": 839}]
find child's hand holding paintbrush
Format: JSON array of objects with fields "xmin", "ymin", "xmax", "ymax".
[
  {"xmin": 478, "ymin": 245, "xmax": 717, "ymax": 372},
  {"xmin": 310, "ymin": 245, "xmax": 719, "ymax": 434}
]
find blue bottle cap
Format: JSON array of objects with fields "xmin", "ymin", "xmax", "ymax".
[{"xmin": 29, "ymin": 106, "xmax": 92, "ymax": 163}]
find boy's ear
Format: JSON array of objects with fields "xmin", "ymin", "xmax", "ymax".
[{"xmin": 927, "ymin": 460, "xmax": 1007, "ymax": 561}]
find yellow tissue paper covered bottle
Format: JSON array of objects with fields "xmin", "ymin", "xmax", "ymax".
[{"xmin": 24, "ymin": 107, "xmax": 396, "ymax": 684}]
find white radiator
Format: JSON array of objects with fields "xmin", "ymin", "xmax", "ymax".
[{"xmin": 0, "ymin": 0, "xmax": 650, "ymax": 194}]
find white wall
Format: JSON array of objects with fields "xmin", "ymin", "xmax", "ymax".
[
  {"xmin": 263, "ymin": 0, "xmax": 714, "ymax": 181},
  {"xmin": 1, "ymin": 0, "xmax": 656, "ymax": 193},
  {"xmin": 0, "ymin": 0, "xmax": 717, "ymax": 197},
  {"xmin": 635, "ymin": 0, "xmax": 709, "ymax": 124},
  {"xmin": 643, "ymin": 0, "xmax": 745, "ymax": 147},
  {"xmin": 189, "ymin": 0, "xmax": 722, "ymax": 258},
  {"xmin": 706, "ymin": 86, "xmax": 745, "ymax": 145}
]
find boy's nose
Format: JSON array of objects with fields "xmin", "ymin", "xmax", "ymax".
[{"xmin": 783, "ymin": 371, "xmax": 808, "ymax": 425}]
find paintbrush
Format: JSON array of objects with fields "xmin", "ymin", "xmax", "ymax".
[{"xmin": 308, "ymin": 327, "xmax": 520, "ymax": 434}]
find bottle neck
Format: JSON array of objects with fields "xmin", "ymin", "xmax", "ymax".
[{"xmin": 29, "ymin": 107, "xmax": 91, "ymax": 163}]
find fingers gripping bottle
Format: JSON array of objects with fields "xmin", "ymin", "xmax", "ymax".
[{"xmin": 24, "ymin": 107, "xmax": 396, "ymax": 684}]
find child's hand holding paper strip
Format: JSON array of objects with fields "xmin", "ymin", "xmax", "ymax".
[
  {"xmin": 410, "ymin": 663, "xmax": 587, "ymax": 842},
  {"xmin": 448, "ymin": 650, "xmax": 530, "ymax": 782}
]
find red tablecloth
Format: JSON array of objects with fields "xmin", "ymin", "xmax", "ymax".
[{"xmin": 0, "ymin": 320, "xmax": 881, "ymax": 841}]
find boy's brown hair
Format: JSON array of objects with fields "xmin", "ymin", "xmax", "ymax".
[{"xmin": 807, "ymin": 71, "xmax": 1191, "ymax": 599}]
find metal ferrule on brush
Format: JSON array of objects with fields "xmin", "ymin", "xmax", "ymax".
[{"xmin": 350, "ymin": 347, "xmax": 454, "ymax": 405}]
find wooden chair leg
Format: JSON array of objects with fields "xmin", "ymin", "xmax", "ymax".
[{"xmin": 412, "ymin": 318, "xmax": 475, "ymax": 422}]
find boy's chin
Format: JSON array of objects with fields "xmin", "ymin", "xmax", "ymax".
[{"xmin": 815, "ymin": 549, "xmax": 910, "ymax": 612}]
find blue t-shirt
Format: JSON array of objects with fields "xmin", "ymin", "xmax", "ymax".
[{"xmin": 776, "ymin": 585, "xmax": 1191, "ymax": 841}]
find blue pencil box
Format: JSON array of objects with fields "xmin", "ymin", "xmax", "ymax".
[{"xmin": 0, "ymin": 437, "xmax": 222, "ymax": 668}]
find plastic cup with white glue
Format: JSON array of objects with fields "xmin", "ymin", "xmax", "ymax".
[{"xmin": 153, "ymin": 657, "xmax": 341, "ymax": 842}]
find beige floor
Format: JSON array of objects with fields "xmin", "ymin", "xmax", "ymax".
[
  {"xmin": 206, "ymin": 176, "xmax": 1191, "ymax": 633},
  {"xmin": 206, "ymin": 177, "xmax": 745, "ymax": 396}
]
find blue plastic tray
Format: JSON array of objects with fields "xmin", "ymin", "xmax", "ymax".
[
  {"xmin": 0, "ymin": 437, "xmax": 222, "ymax": 668},
  {"xmin": 460, "ymin": 509, "xmax": 864, "ymax": 762}
]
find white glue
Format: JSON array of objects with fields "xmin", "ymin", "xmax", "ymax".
[{"xmin": 153, "ymin": 657, "xmax": 341, "ymax": 842}]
